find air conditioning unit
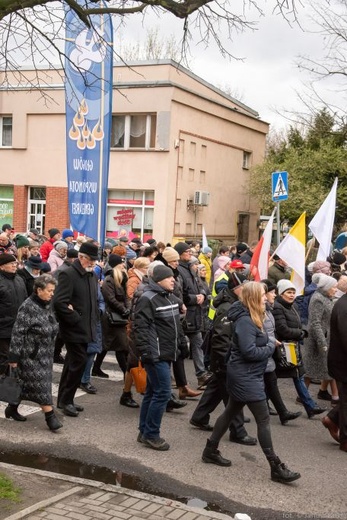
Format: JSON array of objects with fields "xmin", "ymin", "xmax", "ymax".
[{"xmin": 194, "ymin": 190, "xmax": 210, "ymax": 206}]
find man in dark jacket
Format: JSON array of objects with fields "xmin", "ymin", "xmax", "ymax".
[
  {"xmin": 267, "ymin": 255, "xmax": 290, "ymax": 286},
  {"xmin": 190, "ymin": 273, "xmax": 256, "ymax": 445},
  {"xmin": 174, "ymin": 242, "xmax": 210, "ymax": 388},
  {"xmin": 53, "ymin": 242, "xmax": 99, "ymax": 417},
  {"xmin": 323, "ymin": 276, "xmax": 347, "ymax": 451},
  {"xmin": 52, "ymin": 249, "xmax": 79, "ymax": 364},
  {"xmin": 240, "ymin": 240, "xmax": 258, "ymax": 265},
  {"xmin": 135, "ymin": 264, "xmax": 186, "ymax": 451},
  {"xmin": 0, "ymin": 253, "xmax": 27, "ymax": 421}
]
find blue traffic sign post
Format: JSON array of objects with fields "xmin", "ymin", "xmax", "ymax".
[{"xmin": 272, "ymin": 171, "xmax": 289, "ymax": 245}]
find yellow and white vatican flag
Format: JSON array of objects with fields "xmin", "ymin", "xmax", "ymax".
[{"xmin": 273, "ymin": 212, "xmax": 306, "ymax": 294}]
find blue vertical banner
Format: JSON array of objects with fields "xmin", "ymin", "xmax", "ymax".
[{"xmin": 65, "ymin": 2, "xmax": 113, "ymax": 244}]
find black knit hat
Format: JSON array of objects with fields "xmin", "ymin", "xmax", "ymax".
[
  {"xmin": 40, "ymin": 262, "xmax": 51, "ymax": 273},
  {"xmin": 0, "ymin": 253, "xmax": 16, "ymax": 266},
  {"xmin": 261, "ymin": 278, "xmax": 277, "ymax": 293},
  {"xmin": 236, "ymin": 242, "xmax": 248, "ymax": 255},
  {"xmin": 152, "ymin": 265, "xmax": 173, "ymax": 282},
  {"xmin": 228, "ymin": 272, "xmax": 248, "ymax": 290},
  {"xmin": 329, "ymin": 251, "xmax": 346, "ymax": 266},
  {"xmin": 174, "ymin": 242, "xmax": 191, "ymax": 255},
  {"xmin": 108, "ymin": 254, "xmax": 124, "ymax": 268},
  {"xmin": 48, "ymin": 228, "xmax": 60, "ymax": 239},
  {"xmin": 67, "ymin": 249, "xmax": 78, "ymax": 259}
]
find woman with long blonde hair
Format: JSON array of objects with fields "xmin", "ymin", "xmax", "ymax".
[{"xmin": 201, "ymin": 282, "xmax": 301, "ymax": 484}]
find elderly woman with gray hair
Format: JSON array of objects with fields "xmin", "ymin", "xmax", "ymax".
[
  {"xmin": 303, "ymin": 273, "xmax": 339, "ymax": 405},
  {"xmin": 7, "ymin": 274, "xmax": 62, "ymax": 431}
]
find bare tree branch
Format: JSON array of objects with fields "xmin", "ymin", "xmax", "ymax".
[{"xmin": 0, "ymin": 1, "xmax": 299, "ymax": 94}]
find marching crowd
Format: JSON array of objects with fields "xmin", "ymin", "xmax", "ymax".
[{"xmin": 1, "ymin": 223, "xmax": 347, "ymax": 485}]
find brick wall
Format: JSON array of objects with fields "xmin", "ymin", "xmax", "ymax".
[
  {"xmin": 44, "ymin": 187, "xmax": 69, "ymax": 236},
  {"xmin": 13, "ymin": 185, "xmax": 28, "ymax": 232}
]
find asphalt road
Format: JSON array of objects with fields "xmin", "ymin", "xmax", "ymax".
[{"xmin": 0, "ymin": 354, "xmax": 345, "ymax": 520}]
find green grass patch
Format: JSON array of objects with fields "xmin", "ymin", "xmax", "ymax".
[{"xmin": 0, "ymin": 473, "xmax": 21, "ymax": 502}]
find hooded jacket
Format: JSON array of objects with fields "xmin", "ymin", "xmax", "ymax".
[{"xmin": 226, "ymin": 300, "xmax": 273, "ymax": 402}]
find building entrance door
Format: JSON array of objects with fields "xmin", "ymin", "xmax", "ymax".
[
  {"xmin": 237, "ymin": 213, "xmax": 250, "ymax": 244},
  {"xmin": 28, "ymin": 187, "xmax": 46, "ymax": 234}
]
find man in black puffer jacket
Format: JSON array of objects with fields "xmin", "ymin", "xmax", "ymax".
[{"xmin": 135, "ymin": 264, "xmax": 187, "ymax": 451}]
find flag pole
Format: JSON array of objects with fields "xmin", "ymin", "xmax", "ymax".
[{"xmin": 276, "ymin": 202, "xmax": 281, "ymax": 246}]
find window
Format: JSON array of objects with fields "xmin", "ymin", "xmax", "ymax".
[
  {"xmin": 242, "ymin": 151, "xmax": 252, "ymax": 169},
  {"xmin": 107, "ymin": 190, "xmax": 155, "ymax": 241},
  {"xmin": 0, "ymin": 185, "xmax": 14, "ymax": 229},
  {"xmin": 111, "ymin": 114, "xmax": 156, "ymax": 150},
  {"xmin": 0, "ymin": 116, "xmax": 12, "ymax": 147}
]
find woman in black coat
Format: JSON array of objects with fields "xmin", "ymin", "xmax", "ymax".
[
  {"xmin": 8, "ymin": 275, "xmax": 62, "ymax": 431},
  {"xmin": 101, "ymin": 254, "xmax": 138, "ymax": 408},
  {"xmin": 273, "ymin": 279, "xmax": 326, "ymax": 419},
  {"xmin": 201, "ymin": 282, "xmax": 301, "ymax": 484}
]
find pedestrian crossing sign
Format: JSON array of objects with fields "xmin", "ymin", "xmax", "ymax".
[{"xmin": 272, "ymin": 171, "xmax": 288, "ymax": 201}]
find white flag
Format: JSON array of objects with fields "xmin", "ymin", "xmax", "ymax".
[
  {"xmin": 202, "ymin": 226, "xmax": 208, "ymax": 249},
  {"xmin": 309, "ymin": 178, "xmax": 338, "ymax": 261}
]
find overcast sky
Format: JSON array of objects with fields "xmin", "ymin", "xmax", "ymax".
[{"xmin": 114, "ymin": 1, "xmax": 345, "ymax": 132}]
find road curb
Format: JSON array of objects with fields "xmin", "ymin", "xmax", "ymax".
[{"xmin": 0, "ymin": 462, "xmax": 236, "ymax": 519}]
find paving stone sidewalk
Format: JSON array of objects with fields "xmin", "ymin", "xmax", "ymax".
[{"xmin": 1, "ymin": 463, "xmax": 235, "ymax": 520}]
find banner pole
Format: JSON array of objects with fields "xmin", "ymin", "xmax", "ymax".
[{"xmin": 276, "ymin": 202, "xmax": 281, "ymax": 246}]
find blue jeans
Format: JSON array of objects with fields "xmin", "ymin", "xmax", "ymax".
[
  {"xmin": 81, "ymin": 353, "xmax": 96, "ymax": 384},
  {"xmin": 293, "ymin": 374, "xmax": 317, "ymax": 413},
  {"xmin": 139, "ymin": 361, "xmax": 172, "ymax": 440}
]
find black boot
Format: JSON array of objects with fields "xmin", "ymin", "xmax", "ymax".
[
  {"xmin": 5, "ymin": 404, "xmax": 27, "ymax": 422},
  {"xmin": 268, "ymin": 455, "xmax": 301, "ymax": 483},
  {"xmin": 166, "ymin": 393, "xmax": 187, "ymax": 411},
  {"xmin": 120, "ymin": 392, "xmax": 139, "ymax": 408},
  {"xmin": 92, "ymin": 351, "xmax": 109, "ymax": 378},
  {"xmin": 45, "ymin": 410, "xmax": 63, "ymax": 431},
  {"xmin": 280, "ymin": 410, "xmax": 302, "ymax": 425},
  {"xmin": 202, "ymin": 439, "xmax": 231, "ymax": 467}
]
